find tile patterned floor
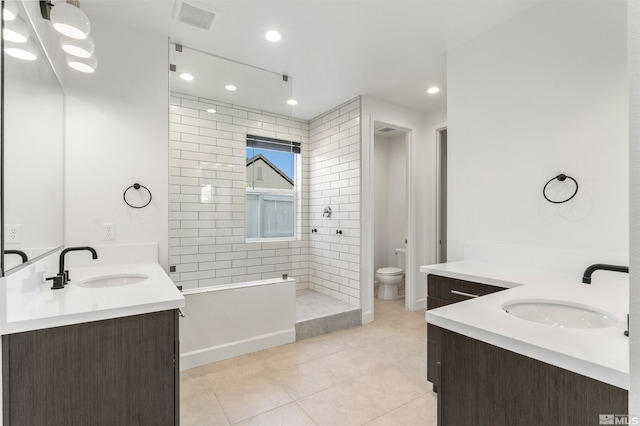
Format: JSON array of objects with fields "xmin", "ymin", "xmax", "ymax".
[{"xmin": 180, "ymin": 298, "xmax": 436, "ymax": 425}]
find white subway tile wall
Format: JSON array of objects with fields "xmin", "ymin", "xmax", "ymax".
[
  {"xmin": 307, "ymin": 98, "xmax": 362, "ymax": 306},
  {"xmin": 169, "ymin": 92, "xmax": 361, "ymax": 307}
]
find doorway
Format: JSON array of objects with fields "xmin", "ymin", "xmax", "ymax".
[{"xmin": 436, "ymin": 127, "xmax": 448, "ymax": 263}]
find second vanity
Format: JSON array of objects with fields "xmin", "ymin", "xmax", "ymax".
[
  {"xmin": 422, "ymin": 244, "xmax": 630, "ymax": 426},
  {"xmin": 0, "ymin": 244, "xmax": 185, "ymax": 426}
]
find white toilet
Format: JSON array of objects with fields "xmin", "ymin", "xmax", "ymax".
[
  {"xmin": 376, "ymin": 267, "xmax": 404, "ymax": 300},
  {"xmin": 376, "ymin": 248, "xmax": 405, "ymax": 300}
]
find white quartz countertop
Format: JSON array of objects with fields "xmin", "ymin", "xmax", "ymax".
[
  {"xmin": 0, "ymin": 262, "xmax": 185, "ymax": 335},
  {"xmin": 421, "ymin": 261, "xmax": 629, "ymax": 389}
]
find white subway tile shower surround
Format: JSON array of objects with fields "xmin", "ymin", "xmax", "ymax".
[
  {"xmin": 307, "ymin": 99, "xmax": 362, "ymax": 306},
  {"xmin": 169, "ymin": 93, "xmax": 361, "ymax": 306},
  {"xmin": 169, "ymin": 93, "xmax": 309, "ymax": 291}
]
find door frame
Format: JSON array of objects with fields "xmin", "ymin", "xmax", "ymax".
[
  {"xmin": 434, "ymin": 123, "xmax": 448, "ymax": 263},
  {"xmin": 362, "ymin": 116, "xmax": 417, "ymax": 322}
]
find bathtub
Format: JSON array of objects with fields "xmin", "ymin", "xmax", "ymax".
[{"xmin": 179, "ymin": 277, "xmax": 296, "ymax": 370}]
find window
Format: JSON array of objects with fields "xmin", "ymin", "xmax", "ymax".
[{"xmin": 246, "ymin": 135, "xmax": 300, "ymax": 240}]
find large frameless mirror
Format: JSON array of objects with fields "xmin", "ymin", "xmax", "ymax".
[{"xmin": 2, "ymin": 0, "xmax": 64, "ymax": 275}]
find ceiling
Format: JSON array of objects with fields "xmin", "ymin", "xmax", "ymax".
[{"xmin": 81, "ymin": 0, "xmax": 543, "ymax": 120}]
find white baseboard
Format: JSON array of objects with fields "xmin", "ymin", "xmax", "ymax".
[
  {"xmin": 362, "ymin": 310, "xmax": 373, "ymax": 324},
  {"xmin": 416, "ymin": 297, "xmax": 427, "ymax": 310},
  {"xmin": 180, "ymin": 328, "xmax": 296, "ymax": 371}
]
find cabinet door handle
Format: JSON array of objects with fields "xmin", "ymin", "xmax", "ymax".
[
  {"xmin": 178, "ymin": 308, "xmax": 186, "ymax": 318},
  {"xmin": 451, "ymin": 289, "xmax": 479, "ymax": 298},
  {"xmin": 436, "ymin": 361, "xmax": 443, "ymax": 426}
]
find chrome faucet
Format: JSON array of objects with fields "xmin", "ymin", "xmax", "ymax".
[
  {"xmin": 581, "ymin": 263, "xmax": 629, "ymax": 284},
  {"xmin": 59, "ymin": 246, "xmax": 98, "ymax": 284}
]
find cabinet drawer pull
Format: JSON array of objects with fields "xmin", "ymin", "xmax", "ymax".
[{"xmin": 451, "ymin": 289, "xmax": 479, "ymax": 298}]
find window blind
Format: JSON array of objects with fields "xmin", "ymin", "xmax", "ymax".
[{"xmin": 246, "ymin": 134, "xmax": 301, "ymax": 154}]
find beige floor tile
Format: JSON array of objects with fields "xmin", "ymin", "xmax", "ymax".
[
  {"xmin": 316, "ymin": 347, "xmax": 385, "ymax": 381},
  {"xmin": 233, "ymin": 402, "xmax": 316, "ymax": 426},
  {"xmin": 349, "ymin": 365, "xmax": 426, "ymax": 412},
  {"xmin": 380, "ymin": 393, "xmax": 437, "ymax": 425},
  {"xmin": 180, "ymin": 389, "xmax": 230, "ymax": 426},
  {"xmin": 205, "ymin": 358, "xmax": 268, "ymax": 393},
  {"xmin": 257, "ymin": 345, "xmax": 313, "ymax": 372},
  {"xmin": 214, "ymin": 372, "xmax": 293, "ymax": 423},
  {"xmin": 391, "ymin": 354, "xmax": 432, "ymax": 393},
  {"xmin": 297, "ymin": 382, "xmax": 386, "ymax": 426},
  {"xmin": 270, "ymin": 359, "xmax": 339, "ymax": 399}
]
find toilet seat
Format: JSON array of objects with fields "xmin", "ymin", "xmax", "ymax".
[{"xmin": 376, "ymin": 267, "xmax": 403, "ymax": 276}]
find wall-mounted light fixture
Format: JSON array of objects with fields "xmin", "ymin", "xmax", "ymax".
[{"xmin": 40, "ymin": 0, "xmax": 97, "ymax": 73}]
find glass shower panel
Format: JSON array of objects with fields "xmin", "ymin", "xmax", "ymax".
[{"xmin": 168, "ymin": 43, "xmax": 302, "ymax": 290}]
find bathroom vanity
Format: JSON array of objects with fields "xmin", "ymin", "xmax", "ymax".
[
  {"xmin": 422, "ymin": 250, "xmax": 630, "ymax": 426},
  {"xmin": 2, "ymin": 310, "xmax": 179, "ymax": 425},
  {"xmin": 0, "ymin": 258, "xmax": 185, "ymax": 426}
]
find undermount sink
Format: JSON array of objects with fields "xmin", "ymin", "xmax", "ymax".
[
  {"xmin": 77, "ymin": 274, "xmax": 149, "ymax": 288},
  {"xmin": 502, "ymin": 299, "xmax": 618, "ymax": 329}
]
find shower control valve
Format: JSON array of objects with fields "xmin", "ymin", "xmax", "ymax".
[{"xmin": 336, "ymin": 229, "xmax": 343, "ymax": 235}]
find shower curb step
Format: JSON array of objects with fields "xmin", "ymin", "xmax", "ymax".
[{"xmin": 295, "ymin": 309, "xmax": 362, "ymax": 341}]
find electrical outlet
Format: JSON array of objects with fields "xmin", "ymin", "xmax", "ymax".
[
  {"xmin": 6, "ymin": 225, "xmax": 21, "ymax": 244},
  {"xmin": 103, "ymin": 223, "xmax": 115, "ymax": 241}
]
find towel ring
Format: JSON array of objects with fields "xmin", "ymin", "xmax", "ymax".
[
  {"xmin": 543, "ymin": 174, "xmax": 578, "ymax": 204},
  {"xmin": 123, "ymin": 183, "xmax": 152, "ymax": 209}
]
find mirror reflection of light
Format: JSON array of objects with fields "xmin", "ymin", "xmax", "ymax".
[
  {"xmin": 206, "ymin": 108, "xmax": 216, "ymax": 113},
  {"xmin": 68, "ymin": 55, "xmax": 97, "ymax": 73},
  {"xmin": 287, "ymin": 99, "xmax": 298, "ymax": 106},
  {"xmin": 3, "ymin": 2, "xmax": 17, "ymax": 21},
  {"xmin": 180, "ymin": 72, "xmax": 194, "ymax": 81},
  {"xmin": 3, "ymin": 16, "xmax": 29, "ymax": 43},
  {"xmin": 4, "ymin": 38, "xmax": 38, "ymax": 61},
  {"xmin": 60, "ymin": 35, "xmax": 94, "ymax": 58},
  {"xmin": 225, "ymin": 84, "xmax": 237, "ymax": 91},
  {"xmin": 200, "ymin": 184, "xmax": 213, "ymax": 203}
]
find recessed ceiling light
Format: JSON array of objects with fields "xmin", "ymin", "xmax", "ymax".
[
  {"xmin": 427, "ymin": 87, "xmax": 440, "ymax": 94},
  {"xmin": 265, "ymin": 30, "xmax": 282, "ymax": 42},
  {"xmin": 225, "ymin": 84, "xmax": 237, "ymax": 91},
  {"xmin": 287, "ymin": 99, "xmax": 298, "ymax": 106},
  {"xmin": 3, "ymin": 17, "xmax": 29, "ymax": 43},
  {"xmin": 180, "ymin": 73, "xmax": 194, "ymax": 81},
  {"xmin": 206, "ymin": 108, "xmax": 216, "ymax": 113}
]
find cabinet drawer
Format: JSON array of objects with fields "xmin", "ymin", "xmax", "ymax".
[
  {"xmin": 427, "ymin": 274, "xmax": 505, "ymax": 303},
  {"xmin": 427, "ymin": 296, "xmax": 451, "ymax": 310}
]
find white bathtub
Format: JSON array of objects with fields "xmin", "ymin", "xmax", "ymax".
[{"xmin": 179, "ymin": 278, "xmax": 296, "ymax": 370}]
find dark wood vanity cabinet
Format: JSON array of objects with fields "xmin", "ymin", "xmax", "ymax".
[
  {"xmin": 2, "ymin": 310, "xmax": 180, "ymax": 426},
  {"xmin": 435, "ymin": 326, "xmax": 628, "ymax": 426},
  {"xmin": 426, "ymin": 274, "xmax": 506, "ymax": 390}
]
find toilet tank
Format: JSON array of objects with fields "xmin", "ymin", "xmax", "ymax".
[{"xmin": 395, "ymin": 248, "xmax": 406, "ymax": 270}]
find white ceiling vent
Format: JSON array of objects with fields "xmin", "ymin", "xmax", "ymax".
[{"xmin": 175, "ymin": 1, "xmax": 217, "ymax": 31}]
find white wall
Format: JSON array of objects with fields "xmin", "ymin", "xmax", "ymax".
[
  {"xmin": 373, "ymin": 132, "xmax": 407, "ymax": 274},
  {"xmin": 63, "ymin": 17, "xmax": 170, "ymax": 269},
  {"xmin": 629, "ymin": 0, "xmax": 640, "ymax": 419},
  {"xmin": 447, "ymin": 1, "xmax": 628, "ymax": 261},
  {"xmin": 373, "ymin": 137, "xmax": 390, "ymax": 272}
]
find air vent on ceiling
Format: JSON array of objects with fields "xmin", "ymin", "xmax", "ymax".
[
  {"xmin": 376, "ymin": 127, "xmax": 395, "ymax": 133},
  {"xmin": 176, "ymin": 1, "xmax": 217, "ymax": 31}
]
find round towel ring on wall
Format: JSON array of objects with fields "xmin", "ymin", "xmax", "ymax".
[
  {"xmin": 543, "ymin": 174, "xmax": 578, "ymax": 204},
  {"xmin": 123, "ymin": 183, "xmax": 152, "ymax": 209}
]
